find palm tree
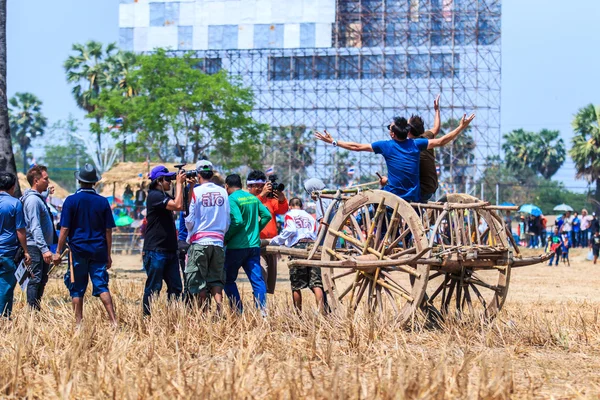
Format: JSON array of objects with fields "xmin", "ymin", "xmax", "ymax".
[
  {"xmin": 570, "ymin": 104, "xmax": 600, "ymax": 206},
  {"xmin": 0, "ymin": 0, "xmax": 20, "ymax": 194},
  {"xmin": 64, "ymin": 41, "xmax": 118, "ymax": 161},
  {"xmin": 532, "ymin": 129, "xmax": 565, "ymax": 179},
  {"xmin": 8, "ymin": 93, "xmax": 47, "ymax": 173},
  {"xmin": 503, "ymin": 128, "xmax": 565, "ymax": 180},
  {"xmin": 107, "ymin": 51, "xmax": 138, "ymax": 97}
]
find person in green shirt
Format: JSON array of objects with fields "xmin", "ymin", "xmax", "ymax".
[{"xmin": 224, "ymin": 174, "xmax": 272, "ymax": 313}]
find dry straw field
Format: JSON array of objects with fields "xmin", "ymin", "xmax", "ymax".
[{"xmin": 0, "ymin": 248, "xmax": 599, "ymax": 399}]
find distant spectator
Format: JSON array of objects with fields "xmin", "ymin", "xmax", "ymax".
[
  {"xmin": 540, "ymin": 214, "xmax": 548, "ymax": 247},
  {"xmin": 591, "ymin": 212, "xmax": 600, "ymax": 237},
  {"xmin": 572, "ymin": 212, "xmax": 580, "ymax": 248},
  {"xmin": 580, "ymin": 209, "xmax": 590, "ymax": 247},
  {"xmin": 503, "ymin": 211, "xmax": 512, "ymax": 235},
  {"xmin": 518, "ymin": 216, "xmax": 526, "ymax": 247},
  {"xmin": 561, "ymin": 234, "xmax": 571, "ymax": 266},
  {"xmin": 546, "ymin": 227, "xmax": 562, "ymax": 267},
  {"xmin": 134, "ymin": 183, "xmax": 147, "ymax": 217},
  {"xmin": 123, "ymin": 184, "xmax": 134, "ymax": 207},
  {"xmin": 591, "ymin": 231, "xmax": 600, "ymax": 264},
  {"xmin": 0, "ymin": 172, "xmax": 31, "ymax": 318}
]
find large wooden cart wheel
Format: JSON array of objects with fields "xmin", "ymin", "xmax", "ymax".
[
  {"xmin": 422, "ymin": 193, "xmax": 511, "ymax": 320},
  {"xmin": 321, "ymin": 190, "xmax": 429, "ymax": 325}
]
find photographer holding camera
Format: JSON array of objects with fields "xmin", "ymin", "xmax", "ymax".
[
  {"xmin": 142, "ymin": 165, "xmax": 186, "ymax": 316},
  {"xmin": 246, "ymin": 170, "xmax": 288, "ymax": 294}
]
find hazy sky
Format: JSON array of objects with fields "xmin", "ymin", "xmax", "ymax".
[{"xmin": 7, "ymin": 0, "xmax": 600, "ymax": 190}]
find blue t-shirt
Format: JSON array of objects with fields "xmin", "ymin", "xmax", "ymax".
[
  {"xmin": 572, "ymin": 217, "xmax": 580, "ymax": 232},
  {"xmin": 371, "ymin": 138, "xmax": 429, "ymax": 202},
  {"xmin": 0, "ymin": 192, "xmax": 26, "ymax": 257},
  {"xmin": 60, "ymin": 188, "xmax": 116, "ymax": 262}
]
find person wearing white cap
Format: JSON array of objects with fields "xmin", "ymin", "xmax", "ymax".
[{"xmin": 184, "ymin": 160, "xmax": 230, "ymax": 312}]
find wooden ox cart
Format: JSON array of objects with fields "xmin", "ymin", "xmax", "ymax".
[{"xmin": 265, "ymin": 188, "xmax": 550, "ymax": 325}]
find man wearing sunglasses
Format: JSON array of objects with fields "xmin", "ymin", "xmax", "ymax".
[{"xmin": 315, "ymin": 113, "xmax": 475, "ymax": 202}]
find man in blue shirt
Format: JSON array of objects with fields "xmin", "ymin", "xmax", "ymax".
[
  {"xmin": 314, "ymin": 113, "xmax": 475, "ymax": 202},
  {"xmin": 0, "ymin": 172, "xmax": 31, "ymax": 318},
  {"xmin": 53, "ymin": 164, "xmax": 117, "ymax": 325}
]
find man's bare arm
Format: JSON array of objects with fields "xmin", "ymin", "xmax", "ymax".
[
  {"xmin": 428, "ymin": 114, "xmax": 475, "ymax": 149},
  {"xmin": 106, "ymin": 229, "xmax": 113, "ymax": 269},
  {"xmin": 53, "ymin": 227, "xmax": 70, "ymax": 265},
  {"xmin": 315, "ymin": 130, "xmax": 373, "ymax": 152},
  {"xmin": 431, "ymin": 94, "xmax": 441, "ymax": 136},
  {"xmin": 166, "ymin": 171, "xmax": 186, "ymax": 211}
]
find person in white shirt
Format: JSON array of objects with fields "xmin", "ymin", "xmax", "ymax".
[
  {"xmin": 270, "ymin": 198, "xmax": 324, "ymax": 312},
  {"xmin": 184, "ymin": 160, "xmax": 230, "ymax": 312},
  {"xmin": 561, "ymin": 211, "xmax": 574, "ymax": 234}
]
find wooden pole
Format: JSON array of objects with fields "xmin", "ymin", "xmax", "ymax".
[{"xmin": 69, "ymin": 246, "xmax": 75, "ymax": 283}]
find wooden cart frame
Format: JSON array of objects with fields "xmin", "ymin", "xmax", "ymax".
[{"xmin": 266, "ymin": 188, "xmax": 550, "ymax": 325}]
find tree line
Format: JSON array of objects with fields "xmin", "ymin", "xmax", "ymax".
[{"xmin": 2, "ymin": 38, "xmax": 600, "ymax": 206}]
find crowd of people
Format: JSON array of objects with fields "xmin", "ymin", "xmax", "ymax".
[
  {"xmin": 1, "ymin": 94, "xmax": 598, "ymax": 322},
  {"xmin": 0, "ymin": 95, "xmax": 481, "ymax": 323}
]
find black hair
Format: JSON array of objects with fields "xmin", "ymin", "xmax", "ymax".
[
  {"xmin": 0, "ymin": 172, "xmax": 16, "ymax": 191},
  {"xmin": 226, "ymin": 174, "xmax": 242, "ymax": 188},
  {"xmin": 199, "ymin": 170, "xmax": 214, "ymax": 180},
  {"xmin": 391, "ymin": 117, "xmax": 411, "ymax": 140},
  {"xmin": 247, "ymin": 169, "xmax": 266, "ymax": 182},
  {"xmin": 149, "ymin": 178, "xmax": 161, "ymax": 190},
  {"xmin": 289, "ymin": 197, "xmax": 303, "ymax": 208},
  {"xmin": 408, "ymin": 114, "xmax": 425, "ymax": 136}
]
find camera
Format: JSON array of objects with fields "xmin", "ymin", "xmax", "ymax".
[
  {"xmin": 267, "ymin": 175, "xmax": 285, "ymax": 198},
  {"xmin": 174, "ymin": 164, "xmax": 197, "ymax": 179}
]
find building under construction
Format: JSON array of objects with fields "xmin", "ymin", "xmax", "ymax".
[{"xmin": 119, "ymin": 0, "xmax": 501, "ymax": 192}]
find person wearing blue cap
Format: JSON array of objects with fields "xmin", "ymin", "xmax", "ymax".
[
  {"xmin": 53, "ymin": 163, "xmax": 117, "ymax": 325},
  {"xmin": 142, "ymin": 165, "xmax": 186, "ymax": 316}
]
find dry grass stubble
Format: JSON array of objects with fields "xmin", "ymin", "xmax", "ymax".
[{"xmin": 0, "ymin": 249, "xmax": 598, "ymax": 399}]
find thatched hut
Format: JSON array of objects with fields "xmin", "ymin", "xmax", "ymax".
[
  {"xmin": 99, "ymin": 162, "xmax": 180, "ymax": 198},
  {"xmin": 17, "ymin": 173, "xmax": 70, "ymax": 199}
]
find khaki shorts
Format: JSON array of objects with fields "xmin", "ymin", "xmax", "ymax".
[{"xmin": 185, "ymin": 244, "xmax": 225, "ymax": 293}]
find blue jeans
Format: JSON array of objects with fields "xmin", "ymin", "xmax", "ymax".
[
  {"xmin": 27, "ymin": 246, "xmax": 50, "ymax": 310},
  {"xmin": 0, "ymin": 257, "xmax": 17, "ymax": 318},
  {"xmin": 224, "ymin": 247, "xmax": 267, "ymax": 313},
  {"xmin": 64, "ymin": 253, "xmax": 110, "ymax": 298},
  {"xmin": 548, "ymin": 249, "xmax": 562, "ymax": 266},
  {"xmin": 143, "ymin": 251, "xmax": 183, "ymax": 315}
]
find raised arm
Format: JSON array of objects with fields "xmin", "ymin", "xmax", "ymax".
[
  {"xmin": 166, "ymin": 171, "xmax": 186, "ymax": 211},
  {"xmin": 315, "ymin": 130, "xmax": 373, "ymax": 152},
  {"xmin": 427, "ymin": 114, "xmax": 475, "ymax": 150},
  {"xmin": 431, "ymin": 94, "xmax": 441, "ymax": 136}
]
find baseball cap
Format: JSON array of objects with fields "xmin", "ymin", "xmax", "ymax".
[
  {"xmin": 196, "ymin": 160, "xmax": 213, "ymax": 172},
  {"xmin": 149, "ymin": 165, "xmax": 176, "ymax": 181}
]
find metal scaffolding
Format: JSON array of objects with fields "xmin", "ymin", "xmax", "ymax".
[{"xmin": 176, "ymin": 0, "xmax": 501, "ymax": 192}]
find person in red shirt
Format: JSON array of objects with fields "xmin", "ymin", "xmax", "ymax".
[{"xmin": 247, "ymin": 170, "xmax": 288, "ymax": 294}]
